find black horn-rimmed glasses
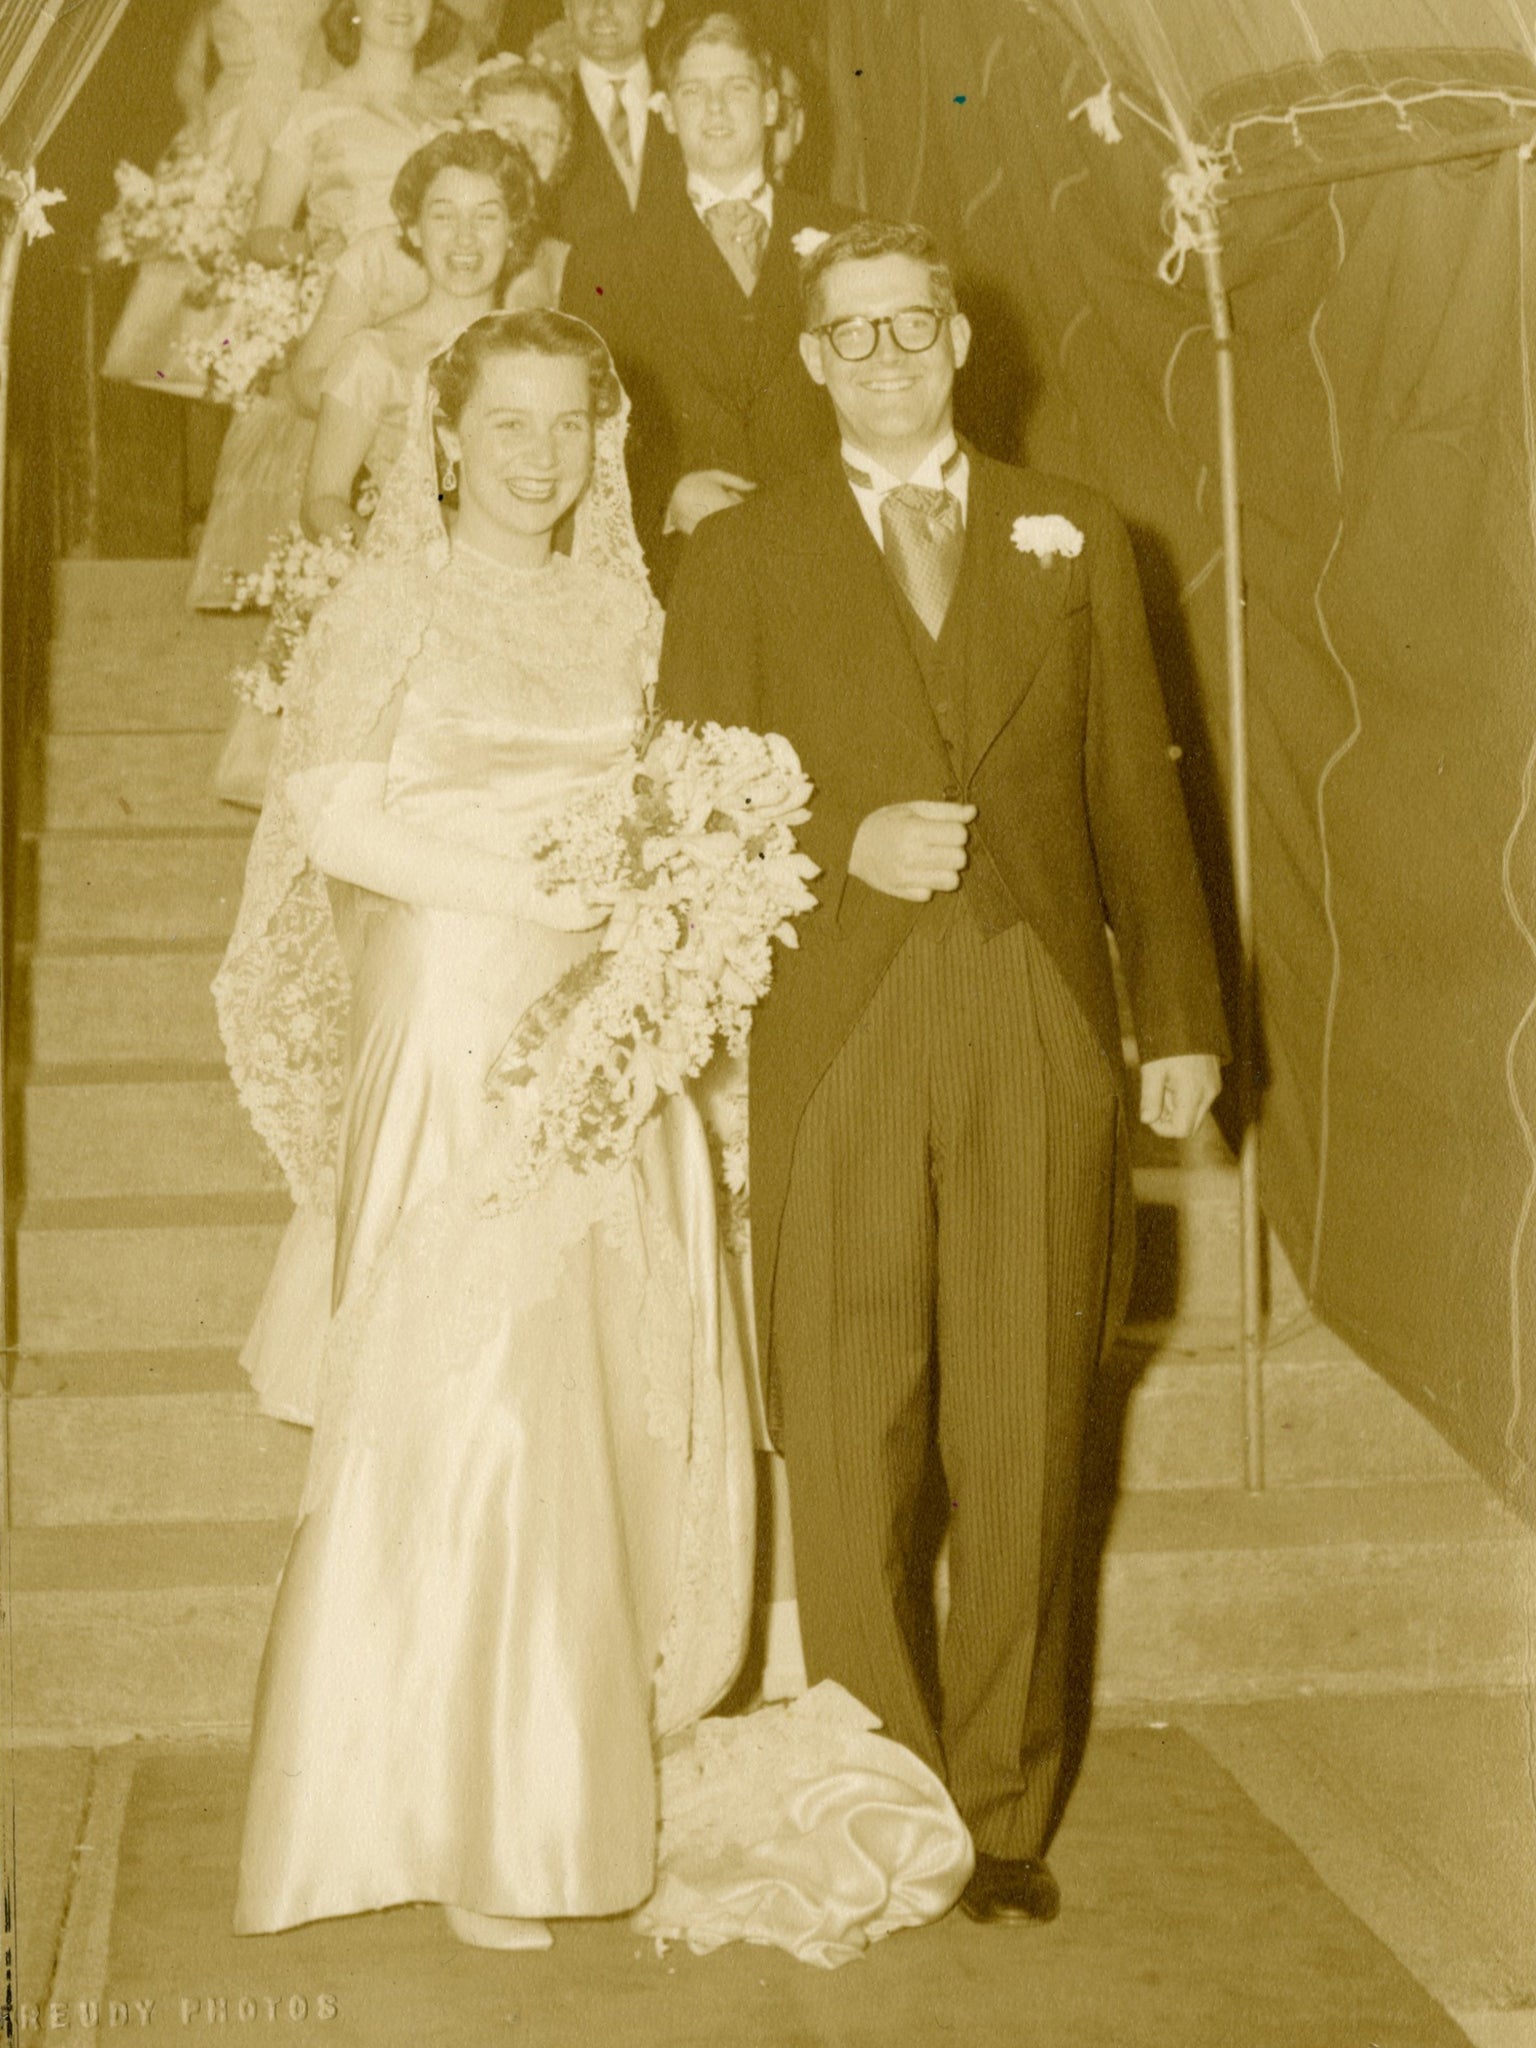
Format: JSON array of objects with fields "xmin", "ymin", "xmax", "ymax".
[{"xmin": 809, "ymin": 307, "xmax": 946, "ymax": 361}]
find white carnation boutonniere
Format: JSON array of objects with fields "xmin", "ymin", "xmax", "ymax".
[
  {"xmin": 1012, "ymin": 513, "xmax": 1085, "ymax": 566},
  {"xmin": 648, "ymin": 89, "xmax": 671, "ymax": 117},
  {"xmin": 791, "ymin": 226, "xmax": 831, "ymax": 260}
]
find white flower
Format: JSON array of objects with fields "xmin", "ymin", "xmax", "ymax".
[
  {"xmin": 791, "ymin": 227, "xmax": 831, "ymax": 259},
  {"xmin": 479, "ymin": 723, "xmax": 819, "ymax": 1207},
  {"xmin": 227, "ymin": 523, "xmax": 358, "ymax": 714},
  {"xmin": 1012, "ymin": 514, "xmax": 1085, "ymax": 564},
  {"xmin": 1068, "ymin": 82, "xmax": 1123, "ymax": 146},
  {"xmin": 183, "ymin": 255, "xmax": 328, "ymax": 408},
  {"xmin": 2, "ymin": 165, "xmax": 65, "ymax": 245},
  {"xmin": 96, "ymin": 150, "xmax": 250, "ymax": 273},
  {"xmin": 16, "ymin": 170, "xmax": 65, "ymax": 244},
  {"xmin": 648, "ymin": 89, "xmax": 671, "ymax": 117}
]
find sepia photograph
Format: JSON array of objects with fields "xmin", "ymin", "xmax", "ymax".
[{"xmin": 0, "ymin": 0, "xmax": 1533, "ymax": 2041}]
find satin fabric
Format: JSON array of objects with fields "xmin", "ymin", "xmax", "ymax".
[
  {"xmin": 236, "ymin": 589, "xmax": 753, "ymax": 1928},
  {"xmin": 637, "ymin": 1681, "xmax": 974, "ymax": 1967}
]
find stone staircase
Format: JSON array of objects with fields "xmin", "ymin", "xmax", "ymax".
[{"xmin": 7, "ymin": 559, "xmax": 1533, "ymax": 1742}]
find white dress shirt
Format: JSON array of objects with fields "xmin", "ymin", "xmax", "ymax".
[
  {"xmin": 686, "ymin": 167, "xmax": 774, "ymax": 232},
  {"xmin": 842, "ymin": 431, "xmax": 969, "ymax": 550},
  {"xmin": 578, "ymin": 55, "xmax": 652, "ymax": 184}
]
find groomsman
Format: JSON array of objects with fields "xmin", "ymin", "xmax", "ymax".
[
  {"xmin": 658, "ymin": 220, "xmax": 1229, "ymax": 1924},
  {"xmin": 548, "ymin": 0, "xmax": 686, "ymax": 246},
  {"xmin": 562, "ymin": 10, "xmax": 846, "ymax": 587}
]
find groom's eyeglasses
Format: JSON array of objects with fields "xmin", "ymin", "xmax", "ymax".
[{"xmin": 810, "ymin": 308, "xmax": 945, "ymax": 362}]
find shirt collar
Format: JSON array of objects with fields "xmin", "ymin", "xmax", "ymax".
[
  {"xmin": 688, "ymin": 167, "xmax": 773, "ymax": 217},
  {"xmin": 578, "ymin": 53, "xmax": 650, "ymax": 112},
  {"xmin": 841, "ymin": 430, "xmax": 962, "ymax": 498}
]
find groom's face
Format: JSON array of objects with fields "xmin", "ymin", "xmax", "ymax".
[{"xmin": 799, "ymin": 253, "xmax": 971, "ymax": 463}]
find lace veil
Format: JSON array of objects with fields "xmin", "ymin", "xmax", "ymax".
[{"xmin": 213, "ymin": 318, "xmax": 659, "ymax": 1214}]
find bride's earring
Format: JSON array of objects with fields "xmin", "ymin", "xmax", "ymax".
[{"xmin": 440, "ymin": 456, "xmax": 458, "ymax": 494}]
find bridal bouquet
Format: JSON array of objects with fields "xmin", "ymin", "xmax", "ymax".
[
  {"xmin": 228, "ymin": 524, "xmax": 359, "ymax": 713},
  {"xmin": 483, "ymin": 722, "xmax": 819, "ymax": 1207},
  {"xmin": 182, "ymin": 255, "xmax": 328, "ymax": 408},
  {"xmin": 96, "ymin": 149, "xmax": 251, "ymax": 277}
]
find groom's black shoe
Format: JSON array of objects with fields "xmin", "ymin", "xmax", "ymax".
[{"xmin": 959, "ymin": 1852, "xmax": 1061, "ymax": 1925}]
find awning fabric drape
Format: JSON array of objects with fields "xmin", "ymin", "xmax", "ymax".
[
  {"xmin": 828, "ymin": 0, "xmax": 1536, "ymax": 1511},
  {"xmin": 0, "ymin": 0, "xmax": 135, "ymax": 174}
]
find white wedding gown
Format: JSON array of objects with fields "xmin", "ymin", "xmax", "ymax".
[{"xmin": 230, "ymin": 539, "xmax": 973, "ymax": 1957}]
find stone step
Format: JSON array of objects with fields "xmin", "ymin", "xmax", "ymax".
[
  {"xmin": 40, "ymin": 732, "xmax": 238, "ymax": 830},
  {"xmin": 1111, "ymin": 1322, "xmax": 1468, "ymax": 1492},
  {"xmin": 54, "ymin": 558, "xmax": 200, "ymax": 627},
  {"xmin": 23, "ymin": 833, "xmax": 249, "ymax": 947},
  {"xmin": 12, "ymin": 1481, "xmax": 1530, "ymax": 1741},
  {"xmin": 1095, "ymin": 1480, "xmax": 1536, "ymax": 1705},
  {"xmin": 10, "ymin": 1353, "xmax": 309, "ymax": 1527},
  {"xmin": 21, "ymin": 1066, "xmax": 283, "ymax": 1201},
  {"xmin": 47, "ymin": 626, "xmax": 262, "ymax": 735},
  {"xmin": 1125, "ymin": 1165, "xmax": 1307, "ymax": 1330},
  {"xmin": 14, "ymin": 1195, "xmax": 291, "ymax": 1351},
  {"xmin": 10, "ymin": 1520, "xmax": 289, "ymax": 1743},
  {"xmin": 18, "ymin": 947, "xmax": 227, "ymax": 1066},
  {"xmin": 9, "ymin": 1319, "xmax": 1469, "ymax": 1532}
]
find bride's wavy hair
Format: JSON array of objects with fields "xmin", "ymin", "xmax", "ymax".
[{"xmin": 430, "ymin": 311, "xmax": 624, "ymax": 433}]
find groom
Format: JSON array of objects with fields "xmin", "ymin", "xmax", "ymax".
[{"xmin": 657, "ymin": 220, "xmax": 1229, "ymax": 1923}]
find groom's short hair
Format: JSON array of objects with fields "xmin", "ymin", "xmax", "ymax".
[{"xmin": 799, "ymin": 219, "xmax": 958, "ymax": 330}]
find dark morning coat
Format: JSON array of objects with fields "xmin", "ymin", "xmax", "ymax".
[
  {"xmin": 562, "ymin": 184, "xmax": 850, "ymax": 582},
  {"xmin": 657, "ymin": 447, "xmax": 1231, "ymax": 1370}
]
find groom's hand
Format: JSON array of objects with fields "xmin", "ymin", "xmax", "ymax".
[
  {"xmin": 1139, "ymin": 1053, "xmax": 1223, "ymax": 1140},
  {"xmin": 849, "ymin": 801, "xmax": 977, "ymax": 902}
]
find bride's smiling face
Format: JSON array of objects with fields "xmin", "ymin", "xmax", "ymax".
[{"xmin": 441, "ymin": 350, "xmax": 596, "ymax": 555}]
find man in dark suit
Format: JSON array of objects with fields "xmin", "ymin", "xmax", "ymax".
[
  {"xmin": 561, "ymin": 10, "xmax": 845, "ymax": 588},
  {"xmin": 546, "ymin": 0, "xmax": 687, "ymax": 247},
  {"xmin": 658, "ymin": 220, "xmax": 1229, "ymax": 1925}
]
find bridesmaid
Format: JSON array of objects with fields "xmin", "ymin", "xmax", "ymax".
[
  {"xmin": 101, "ymin": 0, "xmax": 330, "ymax": 394},
  {"xmin": 189, "ymin": 0, "xmax": 462, "ymax": 607},
  {"xmin": 284, "ymin": 56, "xmax": 575, "ymax": 414},
  {"xmin": 303, "ymin": 131, "xmax": 541, "ymax": 543}
]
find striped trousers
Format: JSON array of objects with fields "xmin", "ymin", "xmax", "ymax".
[{"xmin": 773, "ymin": 905, "xmax": 1119, "ymax": 1859}]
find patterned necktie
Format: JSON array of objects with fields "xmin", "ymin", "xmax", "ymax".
[
  {"xmin": 704, "ymin": 197, "xmax": 770, "ymax": 294},
  {"xmin": 608, "ymin": 79, "xmax": 634, "ymax": 169},
  {"xmin": 878, "ymin": 482, "xmax": 965, "ymax": 639}
]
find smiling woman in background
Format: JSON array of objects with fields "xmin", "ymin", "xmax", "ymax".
[
  {"xmin": 301, "ymin": 127, "xmax": 542, "ymax": 542},
  {"xmin": 285, "ymin": 55, "xmax": 576, "ymax": 415}
]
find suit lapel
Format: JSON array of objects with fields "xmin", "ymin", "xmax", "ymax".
[
  {"xmin": 956, "ymin": 449, "xmax": 1076, "ymax": 777},
  {"xmin": 571, "ymin": 89, "xmax": 635, "ymax": 213}
]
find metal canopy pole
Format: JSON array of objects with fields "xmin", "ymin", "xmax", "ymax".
[
  {"xmin": 0, "ymin": 204, "xmax": 24, "ymax": 2048},
  {"xmin": 1194, "ymin": 206, "xmax": 1266, "ymax": 1491}
]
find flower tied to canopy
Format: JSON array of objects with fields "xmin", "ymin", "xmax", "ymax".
[{"xmin": 0, "ymin": 163, "xmax": 65, "ymax": 246}]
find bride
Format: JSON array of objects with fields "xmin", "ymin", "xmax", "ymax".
[{"xmin": 217, "ymin": 310, "xmax": 971, "ymax": 1958}]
